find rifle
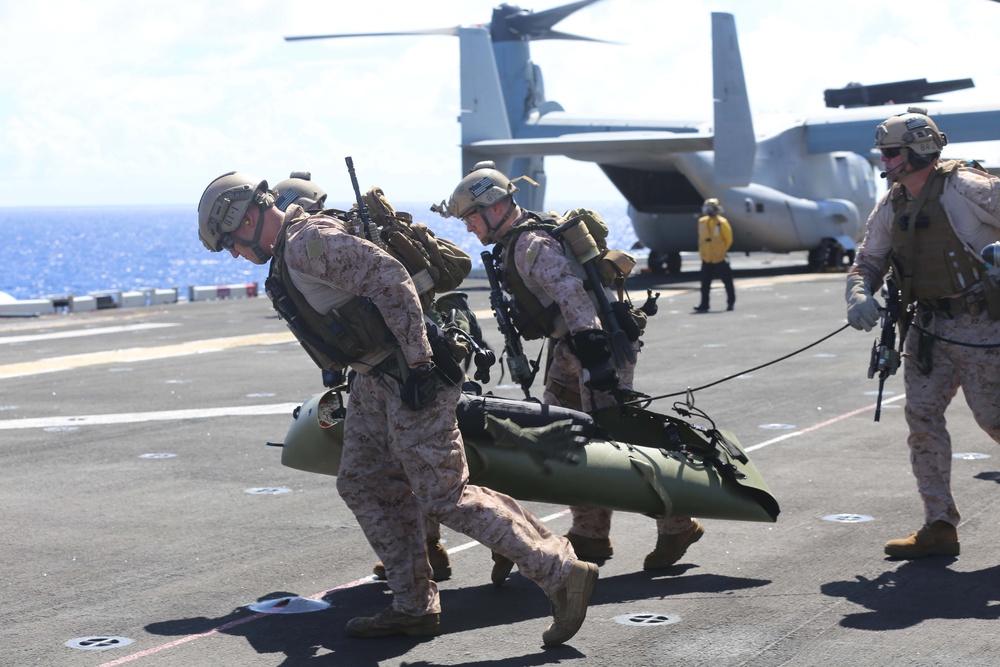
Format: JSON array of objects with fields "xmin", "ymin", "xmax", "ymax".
[
  {"xmin": 481, "ymin": 250, "xmax": 537, "ymax": 398},
  {"xmin": 344, "ymin": 156, "xmax": 376, "ymax": 243},
  {"xmin": 553, "ymin": 218, "xmax": 636, "ymax": 367},
  {"xmin": 867, "ymin": 276, "xmax": 902, "ymax": 422}
]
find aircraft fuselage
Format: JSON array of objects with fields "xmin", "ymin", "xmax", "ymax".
[{"xmin": 625, "ymin": 126, "xmax": 878, "ymax": 259}]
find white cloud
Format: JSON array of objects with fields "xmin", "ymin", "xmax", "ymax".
[{"xmin": 1, "ymin": 0, "xmax": 998, "ymax": 207}]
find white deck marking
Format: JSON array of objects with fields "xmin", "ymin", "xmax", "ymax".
[
  {"xmin": 0, "ymin": 322, "xmax": 178, "ymax": 345},
  {"xmin": 0, "ymin": 403, "xmax": 303, "ymax": 430},
  {"xmin": 0, "ymin": 332, "xmax": 294, "ymax": 379}
]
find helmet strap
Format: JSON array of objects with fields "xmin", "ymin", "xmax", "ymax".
[
  {"xmin": 230, "ymin": 200, "xmax": 272, "ymax": 261},
  {"xmin": 480, "ymin": 197, "xmax": 517, "ymax": 242}
]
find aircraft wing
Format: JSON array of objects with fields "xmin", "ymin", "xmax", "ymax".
[
  {"xmin": 465, "ymin": 130, "xmax": 714, "ymax": 166},
  {"xmin": 804, "ymin": 104, "xmax": 1000, "ymax": 156}
]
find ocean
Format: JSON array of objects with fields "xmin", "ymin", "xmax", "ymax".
[{"xmin": 0, "ymin": 202, "xmax": 639, "ymax": 301}]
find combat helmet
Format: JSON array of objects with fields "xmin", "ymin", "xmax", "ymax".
[
  {"xmin": 702, "ymin": 197, "xmax": 723, "ymax": 215},
  {"xmin": 448, "ymin": 161, "xmax": 518, "ymax": 220},
  {"xmin": 274, "ymin": 171, "xmax": 328, "ymax": 213},
  {"xmin": 197, "ymin": 171, "xmax": 274, "ymax": 252},
  {"xmin": 875, "ymin": 107, "xmax": 948, "ymax": 158}
]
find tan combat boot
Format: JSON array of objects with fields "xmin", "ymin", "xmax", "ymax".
[
  {"xmin": 884, "ymin": 520, "xmax": 960, "ymax": 558},
  {"xmin": 346, "ymin": 606, "xmax": 441, "ymax": 638},
  {"xmin": 372, "ymin": 539, "xmax": 452, "ymax": 581},
  {"xmin": 643, "ymin": 519, "xmax": 705, "ymax": 570},
  {"xmin": 565, "ymin": 532, "xmax": 614, "ymax": 561},
  {"xmin": 490, "ymin": 551, "xmax": 515, "ymax": 587},
  {"xmin": 542, "ymin": 560, "xmax": 599, "ymax": 647}
]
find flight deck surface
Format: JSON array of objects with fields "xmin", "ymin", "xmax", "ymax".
[{"xmin": 3, "ymin": 256, "xmax": 997, "ymax": 667}]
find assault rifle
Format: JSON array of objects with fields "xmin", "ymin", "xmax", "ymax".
[
  {"xmin": 481, "ymin": 250, "xmax": 537, "ymax": 398},
  {"xmin": 867, "ymin": 276, "xmax": 902, "ymax": 422},
  {"xmin": 345, "ymin": 156, "xmax": 376, "ymax": 243}
]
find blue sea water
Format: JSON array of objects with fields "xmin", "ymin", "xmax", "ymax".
[{"xmin": 0, "ymin": 202, "xmax": 638, "ymax": 301}]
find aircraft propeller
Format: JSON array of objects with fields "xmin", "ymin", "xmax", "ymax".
[{"xmin": 284, "ymin": 0, "xmax": 616, "ymax": 45}]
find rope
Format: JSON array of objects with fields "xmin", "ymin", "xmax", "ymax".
[
  {"xmin": 626, "ymin": 323, "xmax": 852, "ymax": 406},
  {"xmin": 909, "ymin": 322, "xmax": 1000, "ymax": 349}
]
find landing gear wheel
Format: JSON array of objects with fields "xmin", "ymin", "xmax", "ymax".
[
  {"xmin": 648, "ymin": 250, "xmax": 667, "ymax": 274},
  {"xmin": 808, "ymin": 240, "xmax": 851, "ymax": 272},
  {"xmin": 665, "ymin": 251, "xmax": 682, "ymax": 275}
]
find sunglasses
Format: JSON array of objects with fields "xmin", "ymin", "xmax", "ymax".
[{"xmin": 880, "ymin": 147, "xmax": 902, "ymax": 159}]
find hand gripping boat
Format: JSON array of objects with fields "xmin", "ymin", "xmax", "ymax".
[{"xmin": 275, "ymin": 390, "xmax": 779, "ymax": 523}]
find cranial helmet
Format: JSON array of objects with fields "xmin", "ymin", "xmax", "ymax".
[
  {"xmin": 448, "ymin": 161, "xmax": 518, "ymax": 219},
  {"xmin": 702, "ymin": 197, "xmax": 723, "ymax": 215},
  {"xmin": 274, "ymin": 171, "xmax": 328, "ymax": 212},
  {"xmin": 197, "ymin": 171, "xmax": 273, "ymax": 252},
  {"xmin": 874, "ymin": 107, "xmax": 948, "ymax": 157}
]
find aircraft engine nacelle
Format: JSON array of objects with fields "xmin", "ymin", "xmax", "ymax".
[{"xmin": 724, "ymin": 184, "xmax": 862, "ymax": 254}]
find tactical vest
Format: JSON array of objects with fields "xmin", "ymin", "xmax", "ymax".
[
  {"xmin": 264, "ymin": 213, "xmax": 398, "ymax": 372},
  {"xmin": 497, "ymin": 212, "xmax": 643, "ymax": 341},
  {"xmin": 889, "ymin": 161, "xmax": 985, "ymax": 302}
]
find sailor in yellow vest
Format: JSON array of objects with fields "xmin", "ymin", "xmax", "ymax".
[
  {"xmin": 694, "ymin": 198, "xmax": 736, "ymax": 312},
  {"xmin": 846, "ymin": 107, "xmax": 1000, "ymax": 559}
]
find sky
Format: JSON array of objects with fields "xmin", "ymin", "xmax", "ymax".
[{"xmin": 2, "ymin": 0, "xmax": 999, "ymax": 209}]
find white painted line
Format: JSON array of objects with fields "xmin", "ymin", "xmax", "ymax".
[
  {"xmin": 0, "ymin": 403, "xmax": 302, "ymax": 430},
  {"xmin": 0, "ymin": 323, "xmax": 179, "ymax": 345},
  {"xmin": 745, "ymin": 393, "xmax": 906, "ymax": 452},
  {"xmin": 0, "ymin": 332, "xmax": 295, "ymax": 379}
]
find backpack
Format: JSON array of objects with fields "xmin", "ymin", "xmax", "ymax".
[
  {"xmin": 360, "ymin": 187, "xmax": 471, "ymax": 306},
  {"xmin": 558, "ymin": 208, "xmax": 637, "ymax": 287}
]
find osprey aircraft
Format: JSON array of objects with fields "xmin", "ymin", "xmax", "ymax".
[{"xmin": 286, "ymin": 1, "xmax": 1000, "ymax": 274}]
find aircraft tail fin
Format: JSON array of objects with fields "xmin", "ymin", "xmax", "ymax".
[
  {"xmin": 458, "ymin": 26, "xmax": 547, "ymax": 210},
  {"xmin": 711, "ymin": 13, "xmax": 755, "ymax": 186}
]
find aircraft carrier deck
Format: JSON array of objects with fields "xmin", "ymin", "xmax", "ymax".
[{"xmin": 3, "ymin": 255, "xmax": 998, "ymax": 667}]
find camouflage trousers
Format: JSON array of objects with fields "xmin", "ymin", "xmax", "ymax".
[
  {"xmin": 544, "ymin": 337, "xmax": 694, "ymax": 537},
  {"xmin": 337, "ymin": 372, "xmax": 576, "ymax": 616},
  {"xmin": 903, "ymin": 310, "xmax": 1000, "ymax": 526}
]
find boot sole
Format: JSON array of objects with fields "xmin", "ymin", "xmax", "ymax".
[{"xmin": 884, "ymin": 543, "xmax": 960, "ymax": 559}]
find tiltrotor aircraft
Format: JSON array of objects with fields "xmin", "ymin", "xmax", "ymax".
[{"xmin": 286, "ymin": 1, "xmax": 1000, "ymax": 274}]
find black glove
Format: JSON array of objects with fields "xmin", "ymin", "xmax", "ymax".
[
  {"xmin": 400, "ymin": 363, "xmax": 439, "ymax": 410},
  {"xmin": 484, "ymin": 416, "xmax": 587, "ymax": 474},
  {"xmin": 321, "ymin": 369, "xmax": 345, "ymax": 388},
  {"xmin": 570, "ymin": 329, "xmax": 619, "ymax": 393}
]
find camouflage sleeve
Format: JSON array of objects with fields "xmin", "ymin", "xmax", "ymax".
[
  {"xmin": 513, "ymin": 231, "xmax": 601, "ymax": 333},
  {"xmin": 289, "ymin": 221, "xmax": 432, "ymax": 364},
  {"xmin": 943, "ymin": 169, "xmax": 1000, "ymax": 253},
  {"xmin": 849, "ymin": 194, "xmax": 893, "ymax": 292}
]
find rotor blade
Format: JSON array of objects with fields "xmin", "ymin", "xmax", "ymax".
[
  {"xmin": 531, "ymin": 29, "xmax": 619, "ymax": 44},
  {"xmin": 285, "ymin": 27, "xmax": 460, "ymax": 42},
  {"xmin": 507, "ymin": 0, "xmax": 604, "ymax": 36}
]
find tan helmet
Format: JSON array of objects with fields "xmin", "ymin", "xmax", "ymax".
[
  {"xmin": 274, "ymin": 171, "xmax": 328, "ymax": 212},
  {"xmin": 447, "ymin": 161, "xmax": 518, "ymax": 219},
  {"xmin": 874, "ymin": 106, "xmax": 948, "ymax": 156},
  {"xmin": 702, "ymin": 197, "xmax": 723, "ymax": 215},
  {"xmin": 197, "ymin": 171, "xmax": 273, "ymax": 252}
]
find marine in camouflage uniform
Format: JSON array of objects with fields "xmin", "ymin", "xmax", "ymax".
[
  {"xmin": 197, "ymin": 172, "xmax": 598, "ymax": 645},
  {"xmin": 445, "ymin": 162, "xmax": 705, "ymax": 574},
  {"xmin": 846, "ymin": 109, "xmax": 1000, "ymax": 559}
]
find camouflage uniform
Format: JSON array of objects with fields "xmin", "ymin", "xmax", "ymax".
[
  {"xmin": 500, "ymin": 214, "xmax": 695, "ymax": 538},
  {"xmin": 284, "ymin": 208, "xmax": 577, "ymax": 615},
  {"xmin": 849, "ymin": 167, "xmax": 1000, "ymax": 527}
]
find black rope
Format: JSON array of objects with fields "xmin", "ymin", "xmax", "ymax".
[
  {"xmin": 626, "ymin": 323, "xmax": 852, "ymax": 406},
  {"xmin": 909, "ymin": 322, "xmax": 1000, "ymax": 349}
]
